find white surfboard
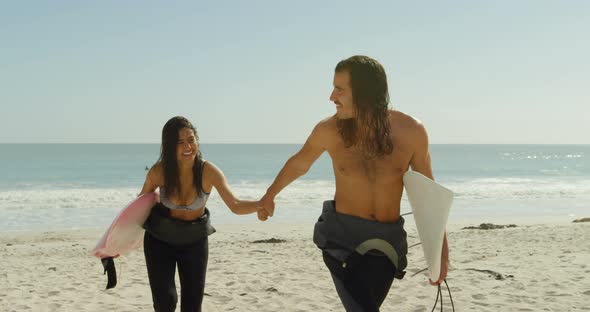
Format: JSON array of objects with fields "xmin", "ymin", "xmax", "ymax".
[{"xmin": 403, "ymin": 171, "xmax": 453, "ymax": 282}]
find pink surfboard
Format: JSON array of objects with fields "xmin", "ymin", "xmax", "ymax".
[{"xmin": 91, "ymin": 192, "xmax": 159, "ymax": 259}]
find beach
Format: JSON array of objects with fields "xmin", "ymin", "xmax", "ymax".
[
  {"xmin": 3, "ymin": 0, "xmax": 590, "ymax": 310},
  {"xmin": 1, "ymin": 220, "xmax": 588, "ymax": 311}
]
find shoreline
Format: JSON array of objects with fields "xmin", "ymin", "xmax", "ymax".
[{"xmin": 0, "ymin": 214, "xmax": 582, "ymax": 235}]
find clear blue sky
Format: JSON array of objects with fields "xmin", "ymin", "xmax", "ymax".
[{"xmin": 1, "ymin": 1, "xmax": 588, "ymax": 144}]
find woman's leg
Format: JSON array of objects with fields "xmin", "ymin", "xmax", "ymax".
[
  {"xmin": 144, "ymin": 231, "xmax": 178, "ymax": 312},
  {"xmin": 176, "ymin": 237, "xmax": 209, "ymax": 312}
]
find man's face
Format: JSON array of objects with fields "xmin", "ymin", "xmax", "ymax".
[{"xmin": 329, "ymin": 70, "xmax": 355, "ymax": 119}]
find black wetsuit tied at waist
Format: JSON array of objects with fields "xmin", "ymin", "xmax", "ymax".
[
  {"xmin": 143, "ymin": 203, "xmax": 216, "ymax": 246},
  {"xmin": 313, "ymin": 200, "xmax": 408, "ymax": 279}
]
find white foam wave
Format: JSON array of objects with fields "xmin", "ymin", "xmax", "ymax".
[
  {"xmin": 0, "ymin": 181, "xmax": 337, "ymax": 231},
  {"xmin": 500, "ymin": 152, "xmax": 585, "ymax": 160},
  {"xmin": 446, "ymin": 177, "xmax": 590, "ymax": 200},
  {"xmin": 1, "ymin": 178, "xmax": 589, "ymax": 231}
]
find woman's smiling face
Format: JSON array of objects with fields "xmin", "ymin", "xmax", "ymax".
[{"xmin": 176, "ymin": 127, "xmax": 198, "ymax": 165}]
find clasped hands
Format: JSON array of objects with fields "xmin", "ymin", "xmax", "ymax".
[{"xmin": 256, "ymin": 193, "xmax": 274, "ymax": 221}]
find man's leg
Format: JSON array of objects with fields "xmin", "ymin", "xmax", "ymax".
[
  {"xmin": 323, "ymin": 251, "xmax": 396, "ymax": 312},
  {"xmin": 361, "ymin": 254, "xmax": 396, "ymax": 308}
]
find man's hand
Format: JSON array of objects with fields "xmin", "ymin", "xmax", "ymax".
[
  {"xmin": 257, "ymin": 209, "xmax": 269, "ymax": 221},
  {"xmin": 429, "ymin": 234, "xmax": 449, "ymax": 286},
  {"xmin": 260, "ymin": 192, "xmax": 275, "ymax": 217}
]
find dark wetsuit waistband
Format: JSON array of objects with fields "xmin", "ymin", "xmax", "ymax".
[
  {"xmin": 313, "ymin": 200, "xmax": 408, "ymax": 278},
  {"xmin": 143, "ymin": 203, "xmax": 215, "ymax": 246}
]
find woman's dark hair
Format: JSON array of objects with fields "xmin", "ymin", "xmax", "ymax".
[
  {"xmin": 335, "ymin": 55, "xmax": 393, "ymax": 158},
  {"xmin": 160, "ymin": 116, "xmax": 203, "ymax": 197}
]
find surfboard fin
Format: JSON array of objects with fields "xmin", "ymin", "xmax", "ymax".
[{"xmin": 101, "ymin": 257, "xmax": 117, "ymax": 289}]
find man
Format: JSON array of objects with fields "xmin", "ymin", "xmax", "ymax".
[{"xmin": 259, "ymin": 55, "xmax": 449, "ymax": 311}]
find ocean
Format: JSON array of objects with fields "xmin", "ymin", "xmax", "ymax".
[{"xmin": 0, "ymin": 144, "xmax": 588, "ymax": 231}]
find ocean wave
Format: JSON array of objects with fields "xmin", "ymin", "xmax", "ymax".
[
  {"xmin": 0, "ymin": 188, "xmax": 139, "ymax": 210},
  {"xmin": 2, "ymin": 178, "xmax": 589, "ymax": 212},
  {"xmin": 446, "ymin": 177, "xmax": 590, "ymax": 200},
  {"xmin": 1, "ymin": 177, "xmax": 588, "ymax": 231}
]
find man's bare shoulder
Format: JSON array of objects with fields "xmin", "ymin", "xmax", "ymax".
[
  {"xmin": 311, "ymin": 115, "xmax": 338, "ymax": 135},
  {"xmin": 389, "ymin": 110, "xmax": 426, "ymax": 134},
  {"xmin": 316, "ymin": 115, "xmax": 337, "ymax": 128},
  {"xmin": 390, "ymin": 110, "xmax": 428, "ymax": 146},
  {"xmin": 309, "ymin": 115, "xmax": 339, "ymax": 148},
  {"xmin": 390, "ymin": 110, "xmax": 425, "ymax": 130}
]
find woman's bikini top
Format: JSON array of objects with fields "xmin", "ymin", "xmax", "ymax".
[
  {"xmin": 159, "ymin": 161, "xmax": 210, "ymax": 211},
  {"xmin": 160, "ymin": 187, "xmax": 210, "ymax": 211}
]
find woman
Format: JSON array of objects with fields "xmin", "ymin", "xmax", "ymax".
[{"xmin": 139, "ymin": 116, "xmax": 261, "ymax": 312}]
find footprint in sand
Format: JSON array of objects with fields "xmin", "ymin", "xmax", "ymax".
[
  {"xmin": 472, "ymin": 293, "xmax": 486, "ymax": 300},
  {"xmin": 473, "ymin": 301, "xmax": 490, "ymax": 307},
  {"xmin": 545, "ymin": 291, "xmax": 571, "ymax": 297}
]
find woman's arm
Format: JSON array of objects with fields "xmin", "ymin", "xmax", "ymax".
[
  {"xmin": 206, "ymin": 162, "xmax": 261, "ymax": 215},
  {"xmin": 139, "ymin": 163, "xmax": 162, "ymax": 196}
]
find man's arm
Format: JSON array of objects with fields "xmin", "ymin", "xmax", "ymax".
[
  {"xmin": 409, "ymin": 122, "xmax": 433, "ymax": 179},
  {"xmin": 409, "ymin": 121, "xmax": 449, "ymax": 286},
  {"xmin": 260, "ymin": 123, "xmax": 326, "ymax": 217}
]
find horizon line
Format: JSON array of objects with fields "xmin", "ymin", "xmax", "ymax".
[{"xmin": 1, "ymin": 142, "xmax": 589, "ymax": 146}]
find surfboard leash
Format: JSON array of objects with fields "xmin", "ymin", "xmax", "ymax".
[
  {"xmin": 404, "ymin": 210, "xmax": 455, "ymax": 311},
  {"xmin": 101, "ymin": 257, "xmax": 117, "ymax": 289},
  {"xmin": 430, "ymin": 279, "xmax": 455, "ymax": 312}
]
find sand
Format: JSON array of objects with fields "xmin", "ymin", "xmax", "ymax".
[{"xmin": 1, "ymin": 221, "xmax": 588, "ymax": 311}]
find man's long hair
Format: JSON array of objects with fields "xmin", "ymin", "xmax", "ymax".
[
  {"xmin": 160, "ymin": 116, "xmax": 204, "ymax": 198},
  {"xmin": 335, "ymin": 55, "xmax": 393, "ymax": 158}
]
